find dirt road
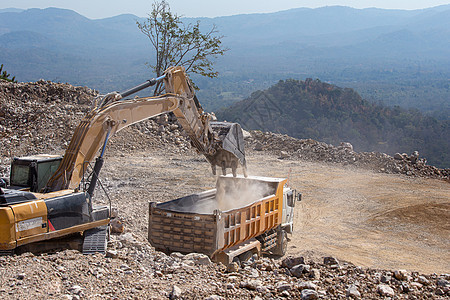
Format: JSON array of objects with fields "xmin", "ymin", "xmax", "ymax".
[
  {"xmin": 246, "ymin": 153, "xmax": 449, "ymax": 274},
  {"xmin": 99, "ymin": 146, "xmax": 449, "ymax": 274}
]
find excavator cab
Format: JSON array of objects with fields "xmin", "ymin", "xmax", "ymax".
[{"xmin": 9, "ymin": 155, "xmax": 62, "ymax": 192}]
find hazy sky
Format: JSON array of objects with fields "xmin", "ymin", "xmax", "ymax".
[{"xmin": 1, "ymin": 0, "xmax": 449, "ymax": 19}]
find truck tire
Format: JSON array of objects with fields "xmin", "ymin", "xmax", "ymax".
[{"xmin": 272, "ymin": 230, "xmax": 287, "ymax": 256}]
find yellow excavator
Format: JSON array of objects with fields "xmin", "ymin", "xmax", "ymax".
[{"xmin": 0, "ymin": 66, "xmax": 246, "ymax": 254}]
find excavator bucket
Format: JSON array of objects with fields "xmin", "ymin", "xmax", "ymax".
[{"xmin": 208, "ymin": 122, "xmax": 247, "ymax": 177}]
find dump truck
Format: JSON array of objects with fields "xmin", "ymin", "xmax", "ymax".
[
  {"xmin": 0, "ymin": 66, "xmax": 246, "ymax": 254},
  {"xmin": 148, "ymin": 175, "xmax": 300, "ymax": 265}
]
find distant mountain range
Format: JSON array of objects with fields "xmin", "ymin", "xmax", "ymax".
[{"xmin": 0, "ymin": 6, "xmax": 449, "ymax": 117}]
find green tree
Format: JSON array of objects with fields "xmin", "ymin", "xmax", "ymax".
[
  {"xmin": 137, "ymin": 0, "xmax": 227, "ymax": 94},
  {"xmin": 0, "ymin": 64, "xmax": 15, "ymax": 82}
]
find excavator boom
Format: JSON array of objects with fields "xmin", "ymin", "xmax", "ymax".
[{"xmin": 45, "ymin": 66, "xmax": 246, "ymax": 192}]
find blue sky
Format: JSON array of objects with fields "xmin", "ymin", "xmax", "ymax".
[{"xmin": 1, "ymin": 0, "xmax": 449, "ymax": 19}]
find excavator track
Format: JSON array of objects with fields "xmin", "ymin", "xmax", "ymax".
[{"xmin": 82, "ymin": 225, "xmax": 109, "ymax": 255}]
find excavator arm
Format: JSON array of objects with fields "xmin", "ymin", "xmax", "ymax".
[{"xmin": 45, "ymin": 66, "xmax": 246, "ymax": 192}]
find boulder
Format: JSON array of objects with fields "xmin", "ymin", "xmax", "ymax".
[
  {"xmin": 377, "ymin": 284, "xmax": 395, "ymax": 297},
  {"xmin": 301, "ymin": 289, "xmax": 318, "ymax": 300},
  {"xmin": 282, "ymin": 256, "xmax": 305, "ymax": 269},
  {"xmin": 346, "ymin": 285, "xmax": 361, "ymax": 298}
]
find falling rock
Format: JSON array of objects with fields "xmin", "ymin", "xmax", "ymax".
[
  {"xmin": 298, "ymin": 281, "xmax": 317, "ymax": 291},
  {"xmin": 118, "ymin": 233, "xmax": 140, "ymax": 247},
  {"xmin": 394, "ymin": 269, "xmax": 408, "ymax": 281},
  {"xmin": 377, "ymin": 284, "xmax": 395, "ymax": 297},
  {"xmin": 279, "ymin": 151, "xmax": 290, "ymax": 159},
  {"xmin": 339, "ymin": 142, "xmax": 353, "ymax": 151},
  {"xmin": 69, "ymin": 285, "xmax": 83, "ymax": 295},
  {"xmin": 290, "ymin": 264, "xmax": 305, "ymax": 278},
  {"xmin": 436, "ymin": 278, "xmax": 449, "ymax": 287},
  {"xmin": 281, "ymin": 290, "xmax": 290, "ymax": 297},
  {"xmin": 170, "ymin": 252, "xmax": 185, "ymax": 259},
  {"xmin": 110, "ymin": 207, "xmax": 119, "ymax": 218},
  {"xmin": 380, "ymin": 274, "xmax": 392, "ymax": 283},
  {"xmin": 323, "ymin": 256, "xmax": 339, "ymax": 266},
  {"xmin": 110, "ymin": 218, "xmax": 124, "ymax": 233},
  {"xmin": 276, "ymin": 282, "xmax": 292, "ymax": 292},
  {"xmin": 183, "ymin": 253, "xmax": 211, "ymax": 265},
  {"xmin": 310, "ymin": 268, "xmax": 321, "ymax": 280},
  {"xmin": 169, "ymin": 285, "xmax": 182, "ymax": 299},
  {"xmin": 205, "ymin": 295, "xmax": 224, "ymax": 300},
  {"xmin": 242, "ymin": 129, "xmax": 252, "ymax": 139},
  {"xmin": 301, "ymin": 289, "xmax": 319, "ymax": 300},
  {"xmin": 418, "ymin": 275, "xmax": 430, "ymax": 285},
  {"xmin": 254, "ymin": 141, "xmax": 264, "ymax": 151},
  {"xmin": 241, "ymin": 280, "xmax": 262, "ymax": 290},
  {"xmin": 282, "ymin": 256, "xmax": 305, "ymax": 269},
  {"xmin": 105, "ymin": 250, "xmax": 118, "ymax": 259},
  {"xmin": 394, "ymin": 153, "xmax": 404, "ymax": 160},
  {"xmin": 227, "ymin": 262, "xmax": 239, "ymax": 273},
  {"xmin": 435, "ymin": 288, "xmax": 445, "ymax": 295},
  {"xmin": 400, "ymin": 282, "xmax": 411, "ymax": 293},
  {"xmin": 346, "ymin": 285, "xmax": 361, "ymax": 298}
]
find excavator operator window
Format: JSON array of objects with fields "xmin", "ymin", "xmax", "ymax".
[
  {"xmin": 10, "ymin": 164, "xmax": 29, "ymax": 187},
  {"xmin": 9, "ymin": 155, "xmax": 62, "ymax": 192}
]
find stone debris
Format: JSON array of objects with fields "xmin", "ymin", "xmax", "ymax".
[
  {"xmin": 1, "ymin": 81, "xmax": 449, "ymax": 299},
  {"xmin": 246, "ymin": 131, "xmax": 449, "ymax": 180},
  {"xmin": 377, "ymin": 284, "xmax": 395, "ymax": 297},
  {"xmin": 0, "ymin": 80, "xmax": 192, "ymax": 178},
  {"xmin": 346, "ymin": 284, "xmax": 361, "ymax": 298},
  {"xmin": 0, "ymin": 240, "xmax": 449, "ymax": 298}
]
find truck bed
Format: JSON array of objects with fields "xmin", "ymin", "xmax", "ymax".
[{"xmin": 148, "ymin": 175, "xmax": 287, "ymax": 262}]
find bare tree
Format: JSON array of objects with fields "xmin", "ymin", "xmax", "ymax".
[{"xmin": 137, "ymin": 0, "xmax": 227, "ymax": 95}]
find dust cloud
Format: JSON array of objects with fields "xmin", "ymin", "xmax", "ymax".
[
  {"xmin": 162, "ymin": 177, "xmax": 276, "ymax": 214},
  {"xmin": 215, "ymin": 177, "xmax": 274, "ymax": 211}
]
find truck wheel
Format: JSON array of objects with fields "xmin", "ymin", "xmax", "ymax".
[{"xmin": 273, "ymin": 230, "xmax": 288, "ymax": 256}]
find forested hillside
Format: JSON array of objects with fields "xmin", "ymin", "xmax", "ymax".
[{"xmin": 217, "ymin": 79, "xmax": 449, "ymax": 168}]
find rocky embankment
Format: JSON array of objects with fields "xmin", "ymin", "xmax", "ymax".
[
  {"xmin": 246, "ymin": 131, "xmax": 449, "ymax": 181},
  {"xmin": 0, "ymin": 79, "xmax": 191, "ymax": 176},
  {"xmin": 1, "ymin": 79, "xmax": 448, "ymax": 181},
  {"xmin": 1, "ymin": 235, "xmax": 449, "ymax": 299}
]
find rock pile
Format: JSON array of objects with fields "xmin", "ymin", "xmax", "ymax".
[
  {"xmin": 247, "ymin": 131, "xmax": 450, "ymax": 180},
  {"xmin": 0, "ymin": 79, "xmax": 191, "ymax": 177},
  {"xmin": 1, "ymin": 80, "xmax": 449, "ymax": 299},
  {"xmin": 0, "ymin": 79, "xmax": 96, "ymax": 157}
]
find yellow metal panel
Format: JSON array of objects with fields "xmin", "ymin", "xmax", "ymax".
[
  {"xmin": 16, "ymin": 218, "xmax": 109, "ymax": 247},
  {"xmin": 12, "ymin": 200, "xmax": 48, "ymax": 239},
  {"xmin": 0, "ymin": 207, "xmax": 16, "ymax": 250}
]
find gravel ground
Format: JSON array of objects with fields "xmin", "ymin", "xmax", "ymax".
[{"xmin": 1, "ymin": 79, "xmax": 449, "ymax": 299}]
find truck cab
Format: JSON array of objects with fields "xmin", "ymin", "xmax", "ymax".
[{"xmin": 281, "ymin": 187, "xmax": 301, "ymax": 234}]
